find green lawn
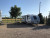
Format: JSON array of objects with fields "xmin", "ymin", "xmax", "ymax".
[{"xmin": 2, "ymin": 19, "xmax": 21, "ymax": 23}]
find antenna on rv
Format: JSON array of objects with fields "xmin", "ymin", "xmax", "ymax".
[{"xmin": 39, "ymin": 2, "xmax": 41, "ymax": 13}]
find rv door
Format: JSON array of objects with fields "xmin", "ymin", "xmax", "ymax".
[{"xmin": 33, "ymin": 16, "xmax": 37, "ymax": 24}]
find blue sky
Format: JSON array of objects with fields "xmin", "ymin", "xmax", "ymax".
[{"xmin": 0, "ymin": 0, "xmax": 50, "ymax": 17}]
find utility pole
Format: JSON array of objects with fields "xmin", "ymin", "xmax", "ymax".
[{"xmin": 39, "ymin": 2, "xmax": 41, "ymax": 13}]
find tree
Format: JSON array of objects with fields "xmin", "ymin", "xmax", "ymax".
[
  {"xmin": 43, "ymin": 16, "xmax": 46, "ymax": 24},
  {"xmin": 9, "ymin": 5, "xmax": 22, "ymax": 21},
  {"xmin": 46, "ymin": 13, "xmax": 50, "ymax": 25},
  {"xmin": 48, "ymin": 13, "xmax": 50, "ymax": 18},
  {"xmin": 46, "ymin": 16, "xmax": 47, "ymax": 24},
  {"xmin": 38, "ymin": 13, "xmax": 44, "ymax": 24}
]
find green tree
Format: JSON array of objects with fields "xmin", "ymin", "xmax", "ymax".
[
  {"xmin": 38, "ymin": 13, "xmax": 44, "ymax": 24},
  {"xmin": 43, "ymin": 16, "xmax": 46, "ymax": 24},
  {"xmin": 9, "ymin": 5, "xmax": 22, "ymax": 21},
  {"xmin": 46, "ymin": 13, "xmax": 50, "ymax": 25},
  {"xmin": 46, "ymin": 16, "xmax": 47, "ymax": 24},
  {"xmin": 48, "ymin": 13, "xmax": 50, "ymax": 18}
]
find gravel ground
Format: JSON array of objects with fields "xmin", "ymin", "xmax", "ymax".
[{"xmin": 0, "ymin": 24, "xmax": 50, "ymax": 38}]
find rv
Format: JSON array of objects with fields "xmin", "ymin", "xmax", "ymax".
[
  {"xmin": 22, "ymin": 15, "xmax": 40, "ymax": 24},
  {"xmin": 0, "ymin": 10, "xmax": 2, "ymax": 23}
]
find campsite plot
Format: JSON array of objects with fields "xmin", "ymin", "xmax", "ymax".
[{"xmin": 0, "ymin": 24, "xmax": 50, "ymax": 38}]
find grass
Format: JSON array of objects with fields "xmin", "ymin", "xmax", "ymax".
[{"xmin": 2, "ymin": 19, "xmax": 21, "ymax": 23}]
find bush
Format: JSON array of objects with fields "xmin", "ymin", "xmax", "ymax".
[
  {"xmin": 46, "ymin": 18, "xmax": 50, "ymax": 25},
  {"xmin": 46, "ymin": 13, "xmax": 50, "ymax": 25},
  {"xmin": 38, "ymin": 13, "xmax": 44, "ymax": 24}
]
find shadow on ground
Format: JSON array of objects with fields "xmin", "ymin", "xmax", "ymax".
[
  {"xmin": 32, "ymin": 25, "xmax": 50, "ymax": 30},
  {"xmin": 0, "ymin": 23, "xmax": 4, "ymax": 26},
  {"xmin": 7, "ymin": 23, "xmax": 34, "ymax": 28}
]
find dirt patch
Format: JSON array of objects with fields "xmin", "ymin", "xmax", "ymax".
[{"xmin": 0, "ymin": 24, "xmax": 50, "ymax": 38}]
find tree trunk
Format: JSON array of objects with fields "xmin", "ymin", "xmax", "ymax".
[{"xmin": 15, "ymin": 18, "xmax": 16, "ymax": 22}]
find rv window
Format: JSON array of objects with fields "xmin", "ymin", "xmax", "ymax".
[{"xmin": 33, "ymin": 16, "xmax": 37, "ymax": 20}]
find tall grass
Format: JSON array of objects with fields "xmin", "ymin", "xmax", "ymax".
[{"xmin": 2, "ymin": 19, "xmax": 21, "ymax": 23}]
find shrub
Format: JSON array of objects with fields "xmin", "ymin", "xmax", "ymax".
[
  {"xmin": 38, "ymin": 13, "xmax": 44, "ymax": 24},
  {"xmin": 46, "ymin": 13, "xmax": 50, "ymax": 25},
  {"xmin": 46, "ymin": 18, "xmax": 50, "ymax": 25}
]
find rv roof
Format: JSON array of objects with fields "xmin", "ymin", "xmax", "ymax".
[{"xmin": 22, "ymin": 14, "xmax": 37, "ymax": 16}]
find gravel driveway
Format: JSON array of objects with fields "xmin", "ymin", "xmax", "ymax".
[{"xmin": 0, "ymin": 23, "xmax": 50, "ymax": 38}]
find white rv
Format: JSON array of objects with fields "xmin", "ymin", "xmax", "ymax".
[
  {"xmin": 22, "ymin": 15, "xmax": 40, "ymax": 24},
  {"xmin": 0, "ymin": 10, "xmax": 2, "ymax": 23}
]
